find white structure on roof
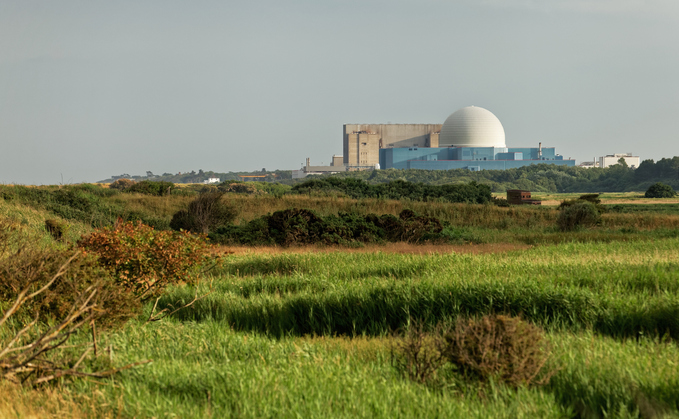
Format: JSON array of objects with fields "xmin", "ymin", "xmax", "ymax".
[{"xmin": 439, "ymin": 106, "xmax": 506, "ymax": 148}]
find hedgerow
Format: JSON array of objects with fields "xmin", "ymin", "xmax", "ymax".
[
  {"xmin": 209, "ymin": 208, "xmax": 444, "ymax": 246},
  {"xmin": 291, "ymin": 178, "xmax": 492, "ymax": 204},
  {"xmin": 125, "ymin": 180, "xmax": 175, "ymax": 196}
]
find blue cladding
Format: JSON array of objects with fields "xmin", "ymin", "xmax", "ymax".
[{"xmin": 380, "ymin": 146, "xmax": 575, "ymax": 171}]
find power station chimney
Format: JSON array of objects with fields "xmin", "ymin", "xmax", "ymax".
[
  {"xmin": 538, "ymin": 142, "xmax": 542, "ymax": 159},
  {"xmin": 306, "ymin": 157, "xmax": 310, "ymax": 168}
]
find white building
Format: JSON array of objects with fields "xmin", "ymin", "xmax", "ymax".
[{"xmin": 599, "ymin": 154, "xmax": 640, "ymax": 169}]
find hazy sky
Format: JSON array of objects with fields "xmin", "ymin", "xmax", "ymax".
[{"xmin": 1, "ymin": 0, "xmax": 678, "ymax": 184}]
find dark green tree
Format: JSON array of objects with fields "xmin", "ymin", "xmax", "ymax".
[{"xmin": 645, "ymin": 182, "xmax": 676, "ymax": 198}]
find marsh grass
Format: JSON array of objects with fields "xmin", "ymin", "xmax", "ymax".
[
  {"xmin": 153, "ymin": 240, "xmax": 679, "ymax": 341},
  {"xmin": 60, "ymin": 320, "xmax": 679, "ymax": 418}
]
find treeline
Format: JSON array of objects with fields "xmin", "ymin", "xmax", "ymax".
[
  {"xmin": 331, "ymin": 157, "xmax": 679, "ymax": 193},
  {"xmin": 291, "ymin": 178, "xmax": 492, "ymax": 203},
  {"xmin": 100, "ymin": 169, "xmax": 292, "ymax": 184}
]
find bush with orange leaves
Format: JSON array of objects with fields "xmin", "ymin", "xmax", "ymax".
[{"xmin": 78, "ymin": 220, "xmax": 212, "ymax": 300}]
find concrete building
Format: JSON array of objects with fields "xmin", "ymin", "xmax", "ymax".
[
  {"xmin": 343, "ymin": 124, "xmax": 441, "ymax": 167},
  {"xmin": 292, "ymin": 157, "xmax": 348, "ymax": 179},
  {"xmin": 599, "ymin": 153, "xmax": 640, "ymax": 169}
]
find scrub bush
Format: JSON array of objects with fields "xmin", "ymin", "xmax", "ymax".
[
  {"xmin": 557, "ymin": 201, "xmax": 601, "ymax": 232},
  {"xmin": 645, "ymin": 182, "xmax": 676, "ymax": 198},
  {"xmin": 392, "ymin": 323, "xmax": 447, "ymax": 384},
  {"xmin": 220, "ymin": 182, "xmax": 260, "ymax": 194},
  {"xmin": 393, "ymin": 316, "xmax": 554, "ymax": 388},
  {"xmin": 125, "ymin": 180, "xmax": 175, "ymax": 196},
  {"xmin": 44, "ymin": 219, "xmax": 68, "ymax": 241},
  {"xmin": 559, "ymin": 194, "xmax": 605, "ymax": 213},
  {"xmin": 170, "ymin": 191, "xmax": 237, "ymax": 234},
  {"xmin": 0, "ymin": 232, "xmax": 144, "ymax": 385},
  {"xmin": 443, "ymin": 315, "xmax": 553, "ymax": 387},
  {"xmin": 109, "ymin": 178, "xmax": 136, "ymax": 190},
  {"xmin": 78, "ymin": 220, "xmax": 211, "ymax": 299},
  {"xmin": 210, "ymin": 208, "xmax": 444, "ymax": 246},
  {"xmin": 0, "ymin": 218, "xmax": 139, "ymax": 328}
]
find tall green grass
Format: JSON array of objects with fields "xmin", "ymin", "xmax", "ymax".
[
  {"xmin": 65, "ymin": 320, "xmax": 679, "ymax": 418},
  {"xmin": 155, "ymin": 240, "xmax": 679, "ymax": 340}
]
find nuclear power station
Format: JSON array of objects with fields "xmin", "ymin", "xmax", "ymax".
[{"xmin": 294, "ymin": 106, "xmax": 575, "ymax": 177}]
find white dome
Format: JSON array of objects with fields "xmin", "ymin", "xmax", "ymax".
[{"xmin": 440, "ymin": 106, "xmax": 506, "ymax": 148}]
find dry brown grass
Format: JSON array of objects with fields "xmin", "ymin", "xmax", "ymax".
[
  {"xmin": 295, "ymin": 335, "xmax": 391, "ymax": 363},
  {"xmin": 542, "ymin": 198, "xmax": 679, "ymax": 206},
  {"xmin": 0, "ymin": 381, "xmax": 107, "ymax": 418},
  {"xmin": 602, "ymin": 213, "xmax": 679, "ymax": 229},
  {"xmin": 222, "ymin": 194, "xmax": 558, "ymax": 227},
  {"xmin": 221, "ymin": 242, "xmax": 532, "ymax": 256},
  {"xmin": 110, "ymin": 194, "xmax": 194, "ymax": 218}
]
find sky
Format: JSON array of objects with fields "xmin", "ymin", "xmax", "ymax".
[{"xmin": 1, "ymin": 0, "xmax": 678, "ymax": 184}]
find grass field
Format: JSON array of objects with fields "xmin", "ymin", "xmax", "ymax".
[{"xmin": 2, "ymin": 186, "xmax": 679, "ymax": 417}]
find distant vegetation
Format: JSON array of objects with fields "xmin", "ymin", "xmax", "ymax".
[
  {"xmin": 291, "ymin": 178, "xmax": 492, "ymax": 203},
  {"xmin": 100, "ymin": 156, "xmax": 679, "ymax": 193},
  {"xmin": 331, "ymin": 157, "xmax": 679, "ymax": 193},
  {"xmin": 100, "ymin": 169, "xmax": 292, "ymax": 184}
]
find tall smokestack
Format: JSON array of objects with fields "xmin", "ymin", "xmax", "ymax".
[
  {"xmin": 306, "ymin": 158, "xmax": 310, "ymax": 167},
  {"xmin": 538, "ymin": 142, "xmax": 542, "ymax": 159}
]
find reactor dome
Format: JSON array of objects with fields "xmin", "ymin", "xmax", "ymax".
[{"xmin": 439, "ymin": 106, "xmax": 506, "ymax": 148}]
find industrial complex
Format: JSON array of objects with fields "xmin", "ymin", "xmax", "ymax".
[{"xmin": 294, "ymin": 106, "xmax": 635, "ymax": 178}]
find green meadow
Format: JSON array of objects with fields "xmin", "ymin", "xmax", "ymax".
[{"xmin": 1, "ymin": 183, "xmax": 679, "ymax": 418}]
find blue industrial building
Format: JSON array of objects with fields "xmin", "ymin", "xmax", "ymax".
[{"xmin": 380, "ymin": 145, "xmax": 574, "ymax": 171}]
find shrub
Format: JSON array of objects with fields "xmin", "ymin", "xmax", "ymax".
[
  {"xmin": 577, "ymin": 193, "xmax": 602, "ymax": 205},
  {"xmin": 109, "ymin": 178, "xmax": 136, "ymax": 190},
  {"xmin": 645, "ymin": 182, "xmax": 676, "ymax": 198},
  {"xmin": 558, "ymin": 194, "xmax": 605, "ymax": 214},
  {"xmin": 0, "ymin": 232, "xmax": 138, "ymax": 328},
  {"xmin": 78, "ymin": 220, "xmax": 211, "ymax": 299},
  {"xmin": 493, "ymin": 197, "xmax": 510, "ymax": 207},
  {"xmin": 392, "ymin": 316, "xmax": 554, "ymax": 388},
  {"xmin": 209, "ymin": 208, "xmax": 445, "ymax": 246},
  {"xmin": 392, "ymin": 322, "xmax": 447, "ymax": 384},
  {"xmin": 170, "ymin": 191, "xmax": 237, "ymax": 234},
  {"xmin": 442, "ymin": 315, "xmax": 553, "ymax": 387},
  {"xmin": 221, "ymin": 182, "xmax": 260, "ymax": 194},
  {"xmin": 0, "ymin": 246, "xmax": 143, "ymax": 385},
  {"xmin": 557, "ymin": 201, "xmax": 601, "ymax": 232},
  {"xmin": 125, "ymin": 180, "xmax": 175, "ymax": 196},
  {"xmin": 44, "ymin": 219, "xmax": 68, "ymax": 241}
]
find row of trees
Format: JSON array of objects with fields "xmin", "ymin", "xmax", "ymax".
[
  {"xmin": 331, "ymin": 157, "xmax": 679, "ymax": 193},
  {"xmin": 103, "ymin": 169, "xmax": 292, "ymax": 184},
  {"xmin": 291, "ymin": 178, "xmax": 492, "ymax": 203}
]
